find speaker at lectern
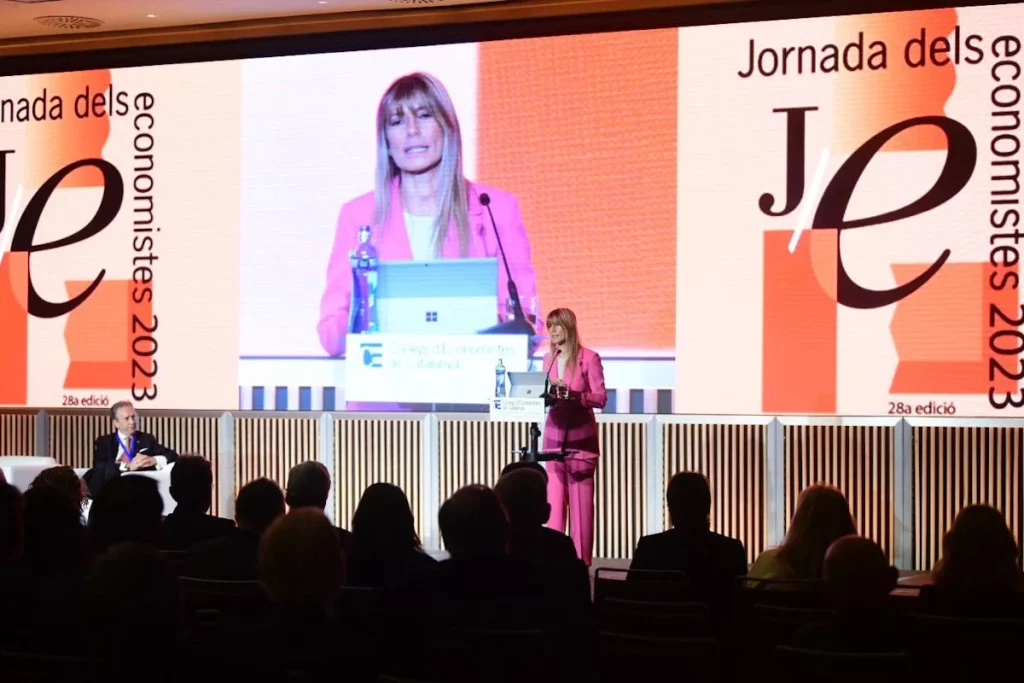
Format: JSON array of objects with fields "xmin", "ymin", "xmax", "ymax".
[{"xmin": 489, "ymin": 371, "xmax": 572, "ymax": 463}]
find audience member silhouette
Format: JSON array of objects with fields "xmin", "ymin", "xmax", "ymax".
[
  {"xmin": 80, "ymin": 542, "xmax": 184, "ymax": 672},
  {"xmin": 495, "ymin": 467, "xmax": 578, "ymax": 565},
  {"xmin": 30, "ymin": 465, "xmax": 87, "ymax": 514},
  {"xmin": 749, "ymin": 484, "xmax": 856, "ymax": 585},
  {"xmin": 186, "ymin": 477, "xmax": 284, "ymax": 580},
  {"xmin": 925, "ymin": 504, "xmax": 1024, "ymax": 615},
  {"xmin": 0, "ymin": 480, "xmax": 22, "ymax": 571},
  {"xmin": 285, "ymin": 461, "xmax": 354, "ymax": 553},
  {"xmin": 88, "ymin": 475, "xmax": 164, "ymax": 553},
  {"xmin": 630, "ymin": 472, "xmax": 747, "ymax": 623},
  {"xmin": 21, "ymin": 484, "xmax": 87, "ymax": 577},
  {"xmin": 162, "ymin": 455, "xmax": 235, "ymax": 551},
  {"xmin": 347, "ymin": 482, "xmax": 436, "ymax": 587},
  {"xmin": 792, "ymin": 535, "xmax": 904, "ymax": 652}
]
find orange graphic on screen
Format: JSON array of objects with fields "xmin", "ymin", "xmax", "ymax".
[
  {"xmin": 833, "ymin": 9, "xmax": 957, "ymax": 154},
  {"xmin": 63, "ymin": 279, "xmax": 153, "ymax": 390},
  {"xmin": 0, "ymin": 252, "xmax": 29, "ymax": 404},
  {"xmin": 890, "ymin": 263, "xmax": 1019, "ymax": 395}
]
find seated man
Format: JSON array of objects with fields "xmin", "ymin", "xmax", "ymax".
[
  {"xmin": 186, "ymin": 478, "xmax": 285, "ymax": 580},
  {"xmin": 494, "ymin": 466, "xmax": 579, "ymax": 565},
  {"xmin": 285, "ymin": 462, "xmax": 353, "ymax": 553},
  {"xmin": 162, "ymin": 455, "xmax": 235, "ymax": 551},
  {"xmin": 86, "ymin": 400, "xmax": 178, "ymax": 498}
]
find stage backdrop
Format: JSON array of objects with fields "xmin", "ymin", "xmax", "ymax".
[{"xmin": 1, "ymin": 3, "xmax": 1021, "ymax": 415}]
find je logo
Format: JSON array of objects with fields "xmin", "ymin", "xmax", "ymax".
[{"xmin": 360, "ymin": 342, "xmax": 383, "ymax": 368}]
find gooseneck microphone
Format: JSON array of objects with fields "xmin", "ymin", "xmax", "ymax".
[{"xmin": 479, "ymin": 192, "xmax": 529, "ymax": 327}]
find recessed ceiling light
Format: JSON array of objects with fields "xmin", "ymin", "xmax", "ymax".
[
  {"xmin": 318, "ymin": 1, "xmax": 328, "ymax": 4},
  {"xmin": 146, "ymin": 13, "xmax": 156, "ymax": 18}
]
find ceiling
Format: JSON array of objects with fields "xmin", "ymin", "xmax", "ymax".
[{"xmin": 0, "ymin": 0, "xmax": 510, "ymax": 39}]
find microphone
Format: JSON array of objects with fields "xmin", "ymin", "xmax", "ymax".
[{"xmin": 478, "ymin": 192, "xmax": 535, "ymax": 338}]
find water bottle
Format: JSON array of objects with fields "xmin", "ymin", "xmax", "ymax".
[
  {"xmin": 506, "ymin": 297, "xmax": 516, "ymax": 320},
  {"xmin": 495, "ymin": 358, "xmax": 506, "ymax": 397},
  {"xmin": 349, "ymin": 225, "xmax": 380, "ymax": 334}
]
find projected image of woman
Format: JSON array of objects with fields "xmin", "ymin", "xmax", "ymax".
[{"xmin": 317, "ymin": 72, "xmax": 538, "ymax": 356}]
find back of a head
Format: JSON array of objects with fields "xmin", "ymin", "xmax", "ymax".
[
  {"xmin": 352, "ymin": 482, "xmax": 420, "ymax": 551},
  {"xmin": 438, "ymin": 485, "xmax": 509, "ymax": 560},
  {"xmin": 88, "ymin": 476, "xmax": 164, "ymax": 553},
  {"xmin": 169, "ymin": 455, "xmax": 214, "ymax": 511},
  {"xmin": 82, "ymin": 542, "xmax": 182, "ymax": 652},
  {"xmin": 0, "ymin": 482, "xmax": 23, "ymax": 568},
  {"xmin": 779, "ymin": 484, "xmax": 856, "ymax": 579},
  {"xmin": 822, "ymin": 535, "xmax": 897, "ymax": 611},
  {"xmin": 499, "ymin": 461, "xmax": 548, "ymax": 481},
  {"xmin": 495, "ymin": 469, "xmax": 549, "ymax": 529},
  {"xmin": 258, "ymin": 508, "xmax": 344, "ymax": 612},
  {"xmin": 666, "ymin": 472, "xmax": 712, "ymax": 530},
  {"xmin": 235, "ymin": 478, "xmax": 285, "ymax": 535},
  {"xmin": 285, "ymin": 461, "xmax": 331, "ymax": 511},
  {"xmin": 935, "ymin": 504, "xmax": 1022, "ymax": 594},
  {"xmin": 31, "ymin": 466, "xmax": 86, "ymax": 511},
  {"xmin": 22, "ymin": 485, "xmax": 86, "ymax": 575}
]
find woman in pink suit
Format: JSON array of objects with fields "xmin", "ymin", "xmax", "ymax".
[
  {"xmin": 317, "ymin": 72, "xmax": 537, "ymax": 357},
  {"xmin": 543, "ymin": 308, "xmax": 607, "ymax": 565}
]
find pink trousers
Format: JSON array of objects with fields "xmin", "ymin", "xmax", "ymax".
[{"xmin": 545, "ymin": 452, "xmax": 598, "ymax": 565}]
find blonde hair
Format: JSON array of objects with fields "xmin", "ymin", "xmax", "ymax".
[
  {"xmin": 546, "ymin": 308, "xmax": 581, "ymax": 383},
  {"xmin": 777, "ymin": 484, "xmax": 856, "ymax": 579},
  {"xmin": 258, "ymin": 509, "xmax": 344, "ymax": 611},
  {"xmin": 374, "ymin": 72, "xmax": 469, "ymax": 256}
]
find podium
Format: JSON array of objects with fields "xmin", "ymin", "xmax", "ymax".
[{"xmin": 489, "ymin": 397, "xmax": 572, "ymax": 462}]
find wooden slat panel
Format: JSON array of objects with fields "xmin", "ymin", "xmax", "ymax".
[
  {"xmin": 663, "ymin": 422, "xmax": 766, "ymax": 564},
  {"xmin": 784, "ymin": 425, "xmax": 894, "ymax": 561},
  {"xmin": 235, "ymin": 417, "xmax": 319, "ymax": 496},
  {"xmin": 0, "ymin": 412, "xmax": 35, "ymax": 456},
  {"xmin": 49, "ymin": 411, "xmax": 108, "ymax": 469},
  {"xmin": 913, "ymin": 425, "xmax": 1024, "ymax": 571},
  {"xmin": 334, "ymin": 417, "xmax": 423, "ymax": 538},
  {"xmin": 437, "ymin": 418, "xmax": 530, "ymax": 500},
  {"xmin": 595, "ymin": 421, "xmax": 647, "ymax": 559}
]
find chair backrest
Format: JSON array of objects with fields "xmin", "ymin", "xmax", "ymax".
[
  {"xmin": 599, "ymin": 598, "xmax": 711, "ymax": 637},
  {"xmin": 0, "ymin": 650, "xmax": 101, "ymax": 683},
  {"xmin": 427, "ymin": 629, "xmax": 552, "ymax": 683},
  {"xmin": 178, "ymin": 577, "xmax": 270, "ymax": 633},
  {"xmin": 774, "ymin": 646, "xmax": 912, "ymax": 683},
  {"xmin": 160, "ymin": 549, "xmax": 188, "ymax": 574},
  {"xmin": 594, "ymin": 567, "xmax": 690, "ymax": 605},
  {"xmin": 597, "ymin": 632, "xmax": 721, "ymax": 683}
]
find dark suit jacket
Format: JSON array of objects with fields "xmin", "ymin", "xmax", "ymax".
[
  {"xmin": 185, "ymin": 528, "xmax": 261, "ymax": 580},
  {"xmin": 86, "ymin": 431, "xmax": 178, "ymax": 498},
  {"xmin": 509, "ymin": 526, "xmax": 580, "ymax": 566},
  {"xmin": 630, "ymin": 527, "xmax": 748, "ymax": 620},
  {"xmin": 162, "ymin": 509, "xmax": 236, "ymax": 551}
]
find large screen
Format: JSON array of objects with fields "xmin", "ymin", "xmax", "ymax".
[{"xmin": 0, "ymin": 3, "xmax": 1020, "ymax": 416}]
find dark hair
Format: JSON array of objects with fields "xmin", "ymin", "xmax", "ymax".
[
  {"xmin": 494, "ymin": 468, "xmax": 549, "ymax": 528},
  {"xmin": 169, "ymin": 455, "xmax": 213, "ymax": 511},
  {"xmin": 353, "ymin": 483, "xmax": 421, "ymax": 550},
  {"xmin": 88, "ymin": 476, "xmax": 164, "ymax": 553},
  {"xmin": 438, "ymin": 485, "xmax": 509, "ymax": 559},
  {"xmin": 235, "ymin": 478, "xmax": 285, "ymax": 534},
  {"xmin": 0, "ymin": 482, "xmax": 24, "ymax": 567},
  {"xmin": 22, "ymin": 485, "xmax": 87, "ymax": 576},
  {"xmin": 31, "ymin": 466, "xmax": 85, "ymax": 510},
  {"xmin": 666, "ymin": 472, "xmax": 712, "ymax": 529},
  {"xmin": 499, "ymin": 461, "xmax": 548, "ymax": 481},
  {"xmin": 285, "ymin": 461, "xmax": 331, "ymax": 510},
  {"xmin": 934, "ymin": 504, "xmax": 1023, "ymax": 594},
  {"xmin": 777, "ymin": 485, "xmax": 857, "ymax": 580}
]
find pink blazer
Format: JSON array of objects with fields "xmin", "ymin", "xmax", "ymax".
[
  {"xmin": 317, "ymin": 179, "xmax": 537, "ymax": 356},
  {"xmin": 542, "ymin": 346, "xmax": 607, "ymax": 456}
]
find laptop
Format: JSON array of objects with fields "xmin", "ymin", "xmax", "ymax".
[
  {"xmin": 376, "ymin": 258, "xmax": 499, "ymax": 335},
  {"xmin": 508, "ymin": 371, "xmax": 549, "ymax": 399}
]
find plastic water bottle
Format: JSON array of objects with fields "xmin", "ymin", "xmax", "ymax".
[
  {"xmin": 349, "ymin": 225, "xmax": 379, "ymax": 334},
  {"xmin": 495, "ymin": 358, "xmax": 506, "ymax": 397}
]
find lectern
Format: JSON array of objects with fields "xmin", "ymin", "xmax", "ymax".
[{"xmin": 489, "ymin": 372, "xmax": 573, "ymax": 462}]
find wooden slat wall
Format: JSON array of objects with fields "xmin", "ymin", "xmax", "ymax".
[
  {"xmin": 334, "ymin": 417, "xmax": 423, "ymax": 538},
  {"xmin": 49, "ymin": 412, "xmax": 108, "ymax": 469},
  {"xmin": 235, "ymin": 416, "xmax": 319, "ymax": 496},
  {"xmin": 0, "ymin": 412, "xmax": 35, "ymax": 456},
  {"xmin": 913, "ymin": 425, "xmax": 1024, "ymax": 571},
  {"xmin": 663, "ymin": 422, "xmax": 766, "ymax": 564},
  {"xmin": 596, "ymin": 421, "xmax": 647, "ymax": 559},
  {"xmin": 784, "ymin": 425, "xmax": 894, "ymax": 561}
]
